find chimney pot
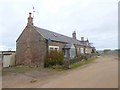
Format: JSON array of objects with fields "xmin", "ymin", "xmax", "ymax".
[
  {"xmin": 29, "ymin": 12, "xmax": 32, "ymax": 17},
  {"xmin": 81, "ymin": 37, "xmax": 84, "ymax": 41},
  {"xmin": 72, "ymin": 31, "xmax": 76, "ymax": 39},
  {"xmin": 27, "ymin": 12, "xmax": 33, "ymax": 26}
]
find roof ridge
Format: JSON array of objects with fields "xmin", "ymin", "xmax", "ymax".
[
  {"xmin": 34, "ymin": 26, "xmax": 82, "ymax": 45},
  {"xmin": 34, "ymin": 26, "xmax": 81, "ymax": 41}
]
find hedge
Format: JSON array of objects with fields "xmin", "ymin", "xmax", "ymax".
[{"xmin": 46, "ymin": 50, "xmax": 64, "ymax": 67}]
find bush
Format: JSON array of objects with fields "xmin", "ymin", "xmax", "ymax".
[
  {"xmin": 83, "ymin": 54, "xmax": 92, "ymax": 60},
  {"xmin": 46, "ymin": 50, "xmax": 64, "ymax": 67}
]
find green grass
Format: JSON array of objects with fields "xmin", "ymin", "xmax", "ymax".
[
  {"xmin": 49, "ymin": 65, "xmax": 65, "ymax": 72},
  {"xmin": 30, "ymin": 79, "xmax": 37, "ymax": 83},
  {"xmin": 70, "ymin": 56, "xmax": 96, "ymax": 69}
]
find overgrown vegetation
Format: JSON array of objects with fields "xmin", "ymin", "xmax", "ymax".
[
  {"xmin": 70, "ymin": 56, "xmax": 96, "ymax": 69},
  {"xmin": 50, "ymin": 56, "xmax": 97, "ymax": 71},
  {"xmin": 3, "ymin": 52, "xmax": 97, "ymax": 75},
  {"xmin": 46, "ymin": 50, "xmax": 64, "ymax": 67}
]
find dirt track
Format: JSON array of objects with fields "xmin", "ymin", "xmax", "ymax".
[
  {"xmin": 40, "ymin": 54, "xmax": 118, "ymax": 88},
  {"xmin": 2, "ymin": 53, "xmax": 118, "ymax": 88}
]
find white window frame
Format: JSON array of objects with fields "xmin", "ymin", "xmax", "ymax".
[
  {"xmin": 80, "ymin": 48, "xmax": 84, "ymax": 54},
  {"xmin": 85, "ymin": 48, "xmax": 88, "ymax": 53},
  {"xmin": 49, "ymin": 46, "xmax": 59, "ymax": 51}
]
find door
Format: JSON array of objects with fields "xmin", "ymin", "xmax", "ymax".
[
  {"xmin": 3, "ymin": 55, "xmax": 11, "ymax": 67},
  {"xmin": 64, "ymin": 49, "xmax": 70, "ymax": 58}
]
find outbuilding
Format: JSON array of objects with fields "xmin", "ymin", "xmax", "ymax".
[{"xmin": 1, "ymin": 51, "xmax": 15, "ymax": 68}]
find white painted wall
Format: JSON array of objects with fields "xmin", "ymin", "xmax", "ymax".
[
  {"xmin": 80, "ymin": 48, "xmax": 84, "ymax": 54},
  {"xmin": 3, "ymin": 55, "xmax": 12, "ymax": 67}
]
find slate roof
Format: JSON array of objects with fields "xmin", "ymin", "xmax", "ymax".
[
  {"xmin": 80, "ymin": 41, "xmax": 92, "ymax": 47},
  {"xmin": 64, "ymin": 44, "xmax": 72, "ymax": 49},
  {"xmin": 34, "ymin": 26, "xmax": 83, "ymax": 45}
]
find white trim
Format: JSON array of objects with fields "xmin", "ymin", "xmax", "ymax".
[
  {"xmin": 80, "ymin": 48, "xmax": 84, "ymax": 54},
  {"xmin": 49, "ymin": 46, "xmax": 59, "ymax": 51},
  {"xmin": 85, "ymin": 48, "xmax": 88, "ymax": 53}
]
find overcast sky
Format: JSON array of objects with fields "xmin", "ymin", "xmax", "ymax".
[{"xmin": 0, "ymin": 0, "xmax": 118, "ymax": 51}]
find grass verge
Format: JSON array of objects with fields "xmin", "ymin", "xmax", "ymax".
[
  {"xmin": 70, "ymin": 56, "xmax": 96, "ymax": 69},
  {"xmin": 50, "ymin": 56, "xmax": 97, "ymax": 71}
]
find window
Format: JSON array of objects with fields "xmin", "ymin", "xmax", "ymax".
[
  {"xmin": 85, "ymin": 48, "xmax": 88, "ymax": 53},
  {"xmin": 80, "ymin": 48, "xmax": 84, "ymax": 54},
  {"xmin": 55, "ymin": 48, "xmax": 58, "ymax": 51},
  {"xmin": 49, "ymin": 46, "xmax": 59, "ymax": 51},
  {"xmin": 50, "ymin": 47, "xmax": 54, "ymax": 51}
]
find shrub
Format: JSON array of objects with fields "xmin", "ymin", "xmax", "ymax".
[
  {"xmin": 78, "ymin": 54, "xmax": 84, "ymax": 59},
  {"xmin": 46, "ymin": 50, "xmax": 64, "ymax": 67},
  {"xmin": 82, "ymin": 54, "xmax": 92, "ymax": 60}
]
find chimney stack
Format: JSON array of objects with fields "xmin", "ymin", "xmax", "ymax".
[
  {"xmin": 86, "ymin": 38, "xmax": 89, "ymax": 42},
  {"xmin": 72, "ymin": 31, "xmax": 76, "ymax": 39},
  {"xmin": 27, "ymin": 12, "xmax": 33, "ymax": 25},
  {"xmin": 81, "ymin": 37, "xmax": 84, "ymax": 41}
]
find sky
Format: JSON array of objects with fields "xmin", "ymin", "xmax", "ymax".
[{"xmin": 0, "ymin": 0, "xmax": 118, "ymax": 51}]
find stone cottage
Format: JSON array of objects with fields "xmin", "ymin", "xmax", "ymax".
[{"xmin": 16, "ymin": 13, "xmax": 95, "ymax": 67}]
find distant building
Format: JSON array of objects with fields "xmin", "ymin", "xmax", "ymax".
[{"xmin": 16, "ymin": 13, "xmax": 96, "ymax": 67}]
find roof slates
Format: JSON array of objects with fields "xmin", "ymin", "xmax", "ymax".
[{"xmin": 34, "ymin": 26, "xmax": 83, "ymax": 45}]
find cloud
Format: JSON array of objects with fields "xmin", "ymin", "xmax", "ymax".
[
  {"xmin": 0, "ymin": 44, "xmax": 15, "ymax": 51},
  {"xmin": 0, "ymin": 0, "xmax": 118, "ymax": 51}
]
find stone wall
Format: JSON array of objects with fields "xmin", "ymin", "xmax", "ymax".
[
  {"xmin": 16, "ymin": 25, "xmax": 93, "ymax": 67},
  {"xmin": 16, "ymin": 25, "xmax": 47, "ymax": 67}
]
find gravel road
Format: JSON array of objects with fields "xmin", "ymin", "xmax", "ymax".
[
  {"xmin": 40, "ymin": 54, "xmax": 118, "ymax": 88},
  {"xmin": 2, "ymin": 53, "xmax": 118, "ymax": 88}
]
